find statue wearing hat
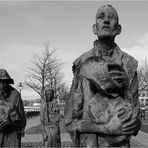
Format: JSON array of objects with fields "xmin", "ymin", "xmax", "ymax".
[{"xmin": 0, "ymin": 69, "xmax": 26, "ymax": 147}]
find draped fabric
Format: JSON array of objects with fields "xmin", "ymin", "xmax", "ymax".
[
  {"xmin": 44, "ymin": 122, "xmax": 61, "ymax": 147},
  {"xmin": 40, "ymin": 99, "xmax": 61, "ymax": 147},
  {"xmin": 0, "ymin": 85, "xmax": 26, "ymax": 147},
  {"xmin": 65, "ymin": 40, "xmax": 140, "ymax": 147}
]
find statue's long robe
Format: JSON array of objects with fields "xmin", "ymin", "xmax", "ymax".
[
  {"xmin": 64, "ymin": 40, "xmax": 141, "ymax": 147},
  {"xmin": 0, "ymin": 85, "xmax": 26, "ymax": 147},
  {"xmin": 40, "ymin": 99, "xmax": 61, "ymax": 147}
]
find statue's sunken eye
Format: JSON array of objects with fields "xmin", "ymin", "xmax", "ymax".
[{"xmin": 97, "ymin": 12, "xmax": 104, "ymax": 19}]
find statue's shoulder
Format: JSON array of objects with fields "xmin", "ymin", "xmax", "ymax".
[
  {"xmin": 72, "ymin": 48, "xmax": 94, "ymax": 74},
  {"xmin": 73, "ymin": 48, "xmax": 94, "ymax": 67},
  {"xmin": 121, "ymin": 50, "xmax": 138, "ymax": 70},
  {"xmin": 120, "ymin": 50, "xmax": 138, "ymax": 82},
  {"xmin": 9, "ymin": 86, "xmax": 20, "ymax": 98}
]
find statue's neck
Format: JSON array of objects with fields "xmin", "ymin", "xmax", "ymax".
[{"xmin": 96, "ymin": 38, "xmax": 115, "ymax": 51}]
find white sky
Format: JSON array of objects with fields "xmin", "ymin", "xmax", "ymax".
[{"xmin": 0, "ymin": 1, "xmax": 148, "ymax": 99}]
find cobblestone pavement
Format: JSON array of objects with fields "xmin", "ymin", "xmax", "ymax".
[
  {"xmin": 21, "ymin": 117, "xmax": 72, "ymax": 147},
  {"xmin": 22, "ymin": 142, "xmax": 72, "ymax": 148},
  {"xmin": 131, "ymin": 139, "xmax": 146, "ymax": 148},
  {"xmin": 21, "ymin": 117, "xmax": 146, "ymax": 147},
  {"xmin": 25, "ymin": 117, "xmax": 41, "ymax": 130}
]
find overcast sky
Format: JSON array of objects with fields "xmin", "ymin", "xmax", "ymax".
[{"xmin": 0, "ymin": 1, "xmax": 148, "ymax": 98}]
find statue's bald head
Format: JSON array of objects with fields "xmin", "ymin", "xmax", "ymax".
[
  {"xmin": 96, "ymin": 5, "xmax": 119, "ymax": 24},
  {"xmin": 93, "ymin": 4, "xmax": 121, "ymax": 40}
]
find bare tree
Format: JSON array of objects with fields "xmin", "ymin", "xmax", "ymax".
[
  {"xmin": 25, "ymin": 43, "xmax": 66, "ymax": 100},
  {"xmin": 138, "ymin": 61, "xmax": 148, "ymax": 95}
]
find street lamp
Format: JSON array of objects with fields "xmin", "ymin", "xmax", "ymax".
[{"xmin": 17, "ymin": 82, "xmax": 24, "ymax": 95}]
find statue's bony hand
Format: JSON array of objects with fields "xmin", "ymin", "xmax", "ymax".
[
  {"xmin": 118, "ymin": 110, "xmax": 141, "ymax": 136},
  {"xmin": 0, "ymin": 120, "xmax": 8, "ymax": 131},
  {"xmin": 121, "ymin": 118, "xmax": 140, "ymax": 135},
  {"xmin": 9, "ymin": 110, "xmax": 19, "ymax": 121},
  {"xmin": 76, "ymin": 120, "xmax": 85, "ymax": 132},
  {"xmin": 117, "ymin": 108, "xmax": 126, "ymax": 119},
  {"xmin": 76, "ymin": 120, "xmax": 93, "ymax": 133},
  {"xmin": 109, "ymin": 71, "xmax": 128, "ymax": 88},
  {"xmin": 115, "ymin": 109, "xmax": 132, "ymax": 135}
]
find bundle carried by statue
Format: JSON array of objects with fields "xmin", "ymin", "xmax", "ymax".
[
  {"xmin": 82, "ymin": 59, "xmax": 129, "ymax": 94},
  {"xmin": 79, "ymin": 59, "xmax": 139, "ymax": 143},
  {"xmin": 0, "ymin": 99, "xmax": 19, "ymax": 131}
]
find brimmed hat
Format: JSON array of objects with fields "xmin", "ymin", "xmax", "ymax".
[{"xmin": 0, "ymin": 69, "xmax": 14, "ymax": 84}]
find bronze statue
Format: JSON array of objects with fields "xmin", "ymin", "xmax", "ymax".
[
  {"xmin": 65, "ymin": 5, "xmax": 141, "ymax": 147},
  {"xmin": 40, "ymin": 89, "xmax": 61, "ymax": 147},
  {"xmin": 0, "ymin": 69, "xmax": 26, "ymax": 147}
]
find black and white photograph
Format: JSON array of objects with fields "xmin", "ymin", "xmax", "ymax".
[{"xmin": 0, "ymin": 0, "xmax": 148, "ymax": 147}]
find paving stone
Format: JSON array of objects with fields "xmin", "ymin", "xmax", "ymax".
[
  {"xmin": 21, "ymin": 142, "xmax": 43, "ymax": 148},
  {"xmin": 130, "ymin": 139, "xmax": 146, "ymax": 147},
  {"xmin": 22, "ymin": 134, "xmax": 42, "ymax": 143}
]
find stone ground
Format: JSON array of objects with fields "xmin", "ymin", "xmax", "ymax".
[
  {"xmin": 21, "ymin": 117, "xmax": 72, "ymax": 147},
  {"xmin": 21, "ymin": 117, "xmax": 146, "ymax": 147}
]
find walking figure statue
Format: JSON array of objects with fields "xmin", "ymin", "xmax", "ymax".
[
  {"xmin": 40, "ymin": 89, "xmax": 61, "ymax": 147},
  {"xmin": 64, "ymin": 4, "xmax": 141, "ymax": 147}
]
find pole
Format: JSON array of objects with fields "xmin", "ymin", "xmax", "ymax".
[
  {"xmin": 20, "ymin": 89, "xmax": 22, "ymax": 96},
  {"xmin": 17, "ymin": 82, "xmax": 24, "ymax": 96}
]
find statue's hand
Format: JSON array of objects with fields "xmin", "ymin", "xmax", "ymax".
[
  {"xmin": 9, "ymin": 110, "xmax": 19, "ymax": 121},
  {"xmin": 117, "ymin": 110, "xmax": 141, "ymax": 136},
  {"xmin": 121, "ymin": 118, "xmax": 141, "ymax": 136},
  {"xmin": 76, "ymin": 120, "xmax": 100, "ymax": 133},
  {"xmin": 76, "ymin": 120, "xmax": 87, "ymax": 133},
  {"xmin": 109, "ymin": 70, "xmax": 129, "ymax": 88},
  {"xmin": 76, "ymin": 120, "xmax": 110, "ymax": 134},
  {"xmin": 0, "ymin": 121, "xmax": 9, "ymax": 131}
]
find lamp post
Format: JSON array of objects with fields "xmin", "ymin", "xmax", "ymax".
[{"xmin": 17, "ymin": 82, "xmax": 24, "ymax": 95}]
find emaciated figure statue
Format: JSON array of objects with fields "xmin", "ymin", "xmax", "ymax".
[
  {"xmin": 64, "ymin": 5, "xmax": 141, "ymax": 147},
  {"xmin": 40, "ymin": 89, "xmax": 61, "ymax": 147},
  {"xmin": 0, "ymin": 69, "xmax": 26, "ymax": 147}
]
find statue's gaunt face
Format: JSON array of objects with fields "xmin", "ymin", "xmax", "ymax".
[
  {"xmin": 0, "ymin": 81, "xmax": 8, "ymax": 93},
  {"xmin": 45, "ymin": 90, "xmax": 54, "ymax": 102},
  {"xmin": 95, "ymin": 5, "xmax": 120, "ymax": 39}
]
